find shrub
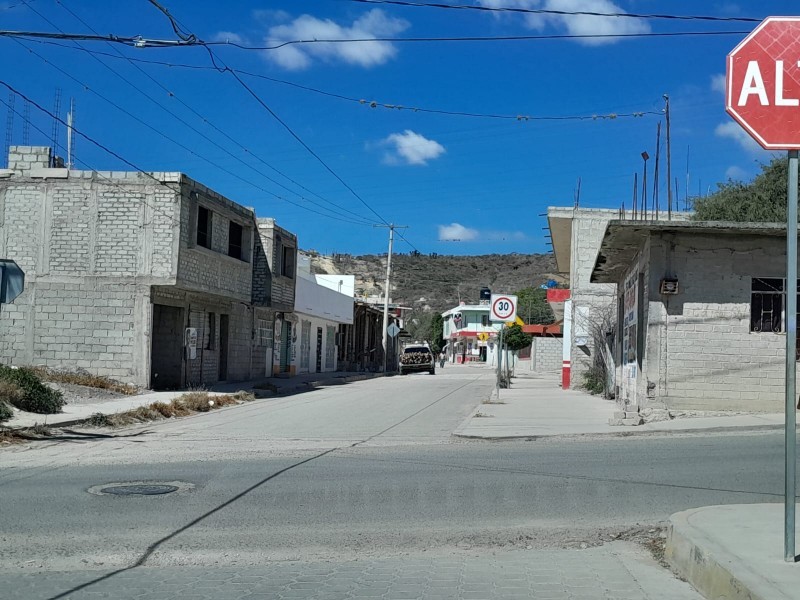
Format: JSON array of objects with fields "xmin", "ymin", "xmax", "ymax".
[
  {"xmin": 0, "ymin": 379, "xmax": 25, "ymax": 406},
  {"xmin": 87, "ymin": 412, "xmax": 112, "ymax": 427},
  {"xmin": 0, "ymin": 401, "xmax": 14, "ymax": 422},
  {"xmin": 0, "ymin": 365, "xmax": 65, "ymax": 414},
  {"xmin": 583, "ymin": 366, "xmax": 606, "ymax": 396}
]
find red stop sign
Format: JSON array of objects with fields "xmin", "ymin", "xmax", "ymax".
[{"xmin": 726, "ymin": 17, "xmax": 800, "ymax": 150}]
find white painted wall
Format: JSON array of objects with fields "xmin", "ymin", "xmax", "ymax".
[{"xmin": 294, "ymin": 275, "xmax": 354, "ymax": 325}]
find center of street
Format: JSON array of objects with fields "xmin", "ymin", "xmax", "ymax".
[{"xmin": 0, "ymin": 368, "xmax": 791, "ymax": 598}]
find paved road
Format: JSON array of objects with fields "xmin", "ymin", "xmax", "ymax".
[{"xmin": 1, "ymin": 365, "xmax": 785, "ymax": 598}]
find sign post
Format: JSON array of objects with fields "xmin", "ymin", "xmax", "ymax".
[
  {"xmin": 726, "ymin": 16, "xmax": 800, "ymax": 562},
  {"xmin": 490, "ymin": 294, "xmax": 518, "ymax": 399}
]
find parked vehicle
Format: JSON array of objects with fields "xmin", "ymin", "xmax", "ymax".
[{"xmin": 399, "ymin": 344, "xmax": 435, "ymax": 375}]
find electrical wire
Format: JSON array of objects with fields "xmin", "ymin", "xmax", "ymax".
[
  {"xmin": 343, "ymin": 0, "xmax": 763, "ymax": 23},
  {"xmin": 207, "ymin": 30, "xmax": 752, "ymax": 50},
  {"xmin": 144, "ymin": 0, "xmax": 423, "ymax": 253},
  {"xmin": 11, "ymin": 39, "xmax": 374, "ymax": 226},
  {"xmin": 0, "ymin": 83, "xmax": 181, "ymax": 226},
  {"xmin": 47, "ymin": 0, "xmax": 379, "ymax": 225},
  {"xmin": 12, "ymin": 37, "xmax": 663, "ymax": 123},
  {"xmin": 0, "ymin": 28, "xmax": 752, "ymax": 49}
]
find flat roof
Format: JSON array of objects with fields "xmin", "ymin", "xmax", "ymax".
[{"xmin": 591, "ymin": 220, "xmax": 787, "ymax": 283}]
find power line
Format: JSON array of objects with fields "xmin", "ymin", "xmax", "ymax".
[
  {"xmin": 12, "ymin": 38, "xmax": 664, "ymax": 124},
  {"xmin": 209, "ymin": 30, "xmax": 751, "ymax": 49},
  {"xmin": 343, "ymin": 0, "xmax": 763, "ymax": 23},
  {"xmin": 144, "ymin": 0, "xmax": 422, "ymax": 252},
  {"xmin": 46, "ymin": 0, "xmax": 378, "ymax": 225},
  {"xmin": 11, "ymin": 39, "xmax": 373, "ymax": 226},
  {"xmin": 0, "ymin": 83, "xmax": 181, "ymax": 226},
  {"xmin": 0, "ymin": 28, "xmax": 752, "ymax": 49}
]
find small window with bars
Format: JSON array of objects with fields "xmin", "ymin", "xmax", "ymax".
[{"xmin": 750, "ymin": 278, "xmax": 784, "ymax": 333}]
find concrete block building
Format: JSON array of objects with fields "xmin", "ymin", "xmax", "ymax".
[
  {"xmin": 591, "ymin": 220, "xmax": 796, "ymax": 412},
  {"xmin": 0, "ymin": 146, "xmax": 296, "ymax": 389}
]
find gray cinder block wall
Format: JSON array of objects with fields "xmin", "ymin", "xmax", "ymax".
[
  {"xmin": 614, "ymin": 229, "xmax": 790, "ymax": 412},
  {"xmin": 0, "ymin": 146, "xmax": 282, "ymax": 388}
]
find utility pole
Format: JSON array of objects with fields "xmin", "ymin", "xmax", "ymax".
[
  {"xmin": 664, "ymin": 94, "xmax": 673, "ymax": 219},
  {"xmin": 641, "ymin": 151, "xmax": 650, "ymax": 220},
  {"xmin": 375, "ymin": 224, "xmax": 407, "ymax": 372}
]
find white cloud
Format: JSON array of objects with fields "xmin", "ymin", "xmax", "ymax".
[
  {"xmin": 264, "ymin": 9, "xmax": 410, "ymax": 70},
  {"xmin": 211, "ymin": 31, "xmax": 247, "ymax": 45},
  {"xmin": 725, "ymin": 165, "xmax": 748, "ymax": 180},
  {"xmin": 476, "ymin": 0, "xmax": 650, "ymax": 44},
  {"xmin": 715, "ymin": 121, "xmax": 766, "ymax": 154},
  {"xmin": 711, "ymin": 73, "xmax": 726, "ymax": 94},
  {"xmin": 437, "ymin": 223, "xmax": 527, "ymax": 242},
  {"xmin": 382, "ymin": 130, "xmax": 446, "ymax": 166},
  {"xmin": 438, "ymin": 223, "xmax": 479, "ymax": 241}
]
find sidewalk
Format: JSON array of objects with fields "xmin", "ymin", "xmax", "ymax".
[
  {"xmin": 5, "ymin": 370, "xmax": 385, "ymax": 429},
  {"xmin": 3, "ymin": 541, "xmax": 702, "ymax": 600},
  {"xmin": 666, "ymin": 503, "xmax": 799, "ymax": 600},
  {"xmin": 453, "ymin": 371, "xmax": 788, "ymax": 439}
]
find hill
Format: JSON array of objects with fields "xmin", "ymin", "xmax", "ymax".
[{"xmin": 308, "ymin": 251, "xmax": 561, "ymax": 315}]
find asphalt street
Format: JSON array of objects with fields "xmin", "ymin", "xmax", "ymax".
[{"xmin": 0, "ymin": 365, "xmax": 790, "ymax": 599}]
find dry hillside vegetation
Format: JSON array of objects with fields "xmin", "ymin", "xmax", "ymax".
[{"xmin": 309, "ymin": 252, "xmax": 560, "ymax": 314}]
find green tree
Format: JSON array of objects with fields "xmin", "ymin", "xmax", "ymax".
[
  {"xmin": 693, "ymin": 157, "xmax": 799, "ymax": 222},
  {"xmin": 430, "ymin": 313, "xmax": 445, "ymax": 354},
  {"xmin": 514, "ymin": 287, "xmax": 555, "ymax": 325},
  {"xmin": 503, "ymin": 324, "xmax": 532, "ymax": 352}
]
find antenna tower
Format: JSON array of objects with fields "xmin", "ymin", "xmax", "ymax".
[
  {"xmin": 22, "ymin": 100, "xmax": 30, "ymax": 145},
  {"xmin": 3, "ymin": 91, "xmax": 14, "ymax": 168},
  {"xmin": 51, "ymin": 88, "xmax": 62, "ymax": 162}
]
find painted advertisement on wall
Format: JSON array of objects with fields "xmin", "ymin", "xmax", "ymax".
[{"xmin": 622, "ymin": 270, "xmax": 638, "ymax": 364}]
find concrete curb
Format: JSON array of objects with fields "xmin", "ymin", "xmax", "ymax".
[
  {"xmin": 451, "ymin": 423, "xmax": 793, "ymax": 441},
  {"xmin": 665, "ymin": 506, "xmax": 795, "ymax": 600}
]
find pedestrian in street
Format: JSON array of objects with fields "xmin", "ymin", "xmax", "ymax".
[{"xmin": 439, "ymin": 351, "xmax": 446, "ymax": 368}]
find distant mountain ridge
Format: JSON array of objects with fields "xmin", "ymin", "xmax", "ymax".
[{"xmin": 308, "ymin": 251, "xmax": 561, "ymax": 314}]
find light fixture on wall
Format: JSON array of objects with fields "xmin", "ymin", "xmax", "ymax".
[{"xmin": 660, "ymin": 278, "xmax": 679, "ymax": 295}]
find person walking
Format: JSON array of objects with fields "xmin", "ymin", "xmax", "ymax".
[{"xmin": 439, "ymin": 351, "xmax": 446, "ymax": 368}]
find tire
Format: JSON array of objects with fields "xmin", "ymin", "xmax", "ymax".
[{"xmin": 429, "ymin": 368, "xmax": 435, "ymax": 375}]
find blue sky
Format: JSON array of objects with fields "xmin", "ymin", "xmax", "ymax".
[{"xmin": 0, "ymin": 0, "xmax": 793, "ymax": 255}]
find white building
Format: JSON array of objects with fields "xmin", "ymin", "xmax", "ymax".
[
  {"xmin": 442, "ymin": 304, "xmax": 503, "ymax": 364},
  {"xmin": 292, "ymin": 253, "xmax": 354, "ymax": 374}
]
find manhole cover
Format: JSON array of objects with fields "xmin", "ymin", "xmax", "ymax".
[
  {"xmin": 100, "ymin": 484, "xmax": 179, "ymax": 496},
  {"xmin": 88, "ymin": 481, "xmax": 194, "ymax": 496}
]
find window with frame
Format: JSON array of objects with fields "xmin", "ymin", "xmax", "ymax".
[
  {"xmin": 197, "ymin": 206, "xmax": 212, "ymax": 249},
  {"xmin": 257, "ymin": 318, "xmax": 270, "ymax": 347},
  {"xmin": 281, "ymin": 244, "xmax": 295, "ymax": 278},
  {"xmin": 481, "ymin": 314, "xmax": 488, "ymax": 327},
  {"xmin": 228, "ymin": 222, "xmax": 244, "ymax": 260},
  {"xmin": 750, "ymin": 278, "xmax": 784, "ymax": 333}
]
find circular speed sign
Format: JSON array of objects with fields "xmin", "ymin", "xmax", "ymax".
[{"xmin": 490, "ymin": 294, "xmax": 517, "ymax": 322}]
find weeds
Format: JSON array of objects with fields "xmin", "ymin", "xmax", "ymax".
[
  {"xmin": 0, "ymin": 423, "xmax": 53, "ymax": 446},
  {"xmin": 0, "ymin": 401, "xmax": 13, "ymax": 422},
  {"xmin": 30, "ymin": 367, "xmax": 138, "ymax": 395},
  {"xmin": 89, "ymin": 391, "xmax": 257, "ymax": 428}
]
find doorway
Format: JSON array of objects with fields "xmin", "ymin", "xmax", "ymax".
[
  {"xmin": 150, "ymin": 304, "xmax": 184, "ymax": 390},
  {"xmin": 316, "ymin": 327, "xmax": 323, "ymax": 372},
  {"xmin": 219, "ymin": 314, "xmax": 229, "ymax": 381}
]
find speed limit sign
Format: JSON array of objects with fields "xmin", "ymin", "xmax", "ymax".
[{"xmin": 490, "ymin": 294, "xmax": 517, "ymax": 322}]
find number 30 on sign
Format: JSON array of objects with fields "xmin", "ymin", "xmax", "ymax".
[{"xmin": 490, "ymin": 294, "xmax": 518, "ymax": 323}]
